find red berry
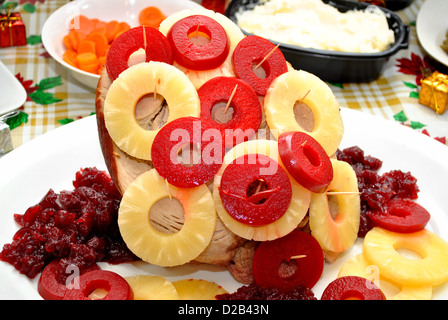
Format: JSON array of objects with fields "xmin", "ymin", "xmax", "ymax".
[
  {"xmin": 278, "ymin": 131, "xmax": 333, "ymax": 193},
  {"xmin": 106, "ymin": 26, "xmax": 173, "ymax": 80},
  {"xmin": 321, "ymin": 276, "xmax": 385, "ymax": 300},
  {"xmin": 38, "ymin": 260, "xmax": 100, "ymax": 300},
  {"xmin": 219, "ymin": 154, "xmax": 292, "ymax": 226},
  {"xmin": 151, "ymin": 117, "xmax": 224, "ymax": 188},
  {"xmin": 63, "ymin": 270, "xmax": 132, "ymax": 300},
  {"xmin": 232, "ymin": 35, "xmax": 288, "ymax": 95},
  {"xmin": 366, "ymin": 199, "xmax": 430, "ymax": 233},
  {"xmin": 167, "ymin": 15, "xmax": 229, "ymax": 70},
  {"xmin": 252, "ymin": 230, "xmax": 324, "ymax": 292},
  {"xmin": 198, "ymin": 76, "xmax": 262, "ymax": 148}
]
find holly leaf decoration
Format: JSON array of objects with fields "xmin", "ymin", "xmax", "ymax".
[
  {"xmin": 1, "ymin": 2, "xmax": 18, "ymax": 10},
  {"xmin": 37, "ymin": 76, "xmax": 63, "ymax": 91},
  {"xmin": 393, "ymin": 110, "xmax": 408, "ymax": 122},
  {"xmin": 29, "ymin": 90, "xmax": 62, "ymax": 105},
  {"xmin": 27, "ymin": 35, "xmax": 42, "ymax": 45},
  {"xmin": 22, "ymin": 2, "xmax": 36, "ymax": 12},
  {"xmin": 58, "ymin": 118, "xmax": 74, "ymax": 125},
  {"xmin": 5, "ymin": 111, "xmax": 28, "ymax": 130},
  {"xmin": 410, "ymin": 121, "xmax": 426, "ymax": 130}
]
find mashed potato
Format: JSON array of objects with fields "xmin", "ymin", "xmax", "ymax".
[{"xmin": 236, "ymin": 0, "xmax": 395, "ymax": 53}]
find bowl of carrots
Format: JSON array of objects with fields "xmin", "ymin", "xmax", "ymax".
[{"xmin": 42, "ymin": 0, "xmax": 202, "ymax": 90}]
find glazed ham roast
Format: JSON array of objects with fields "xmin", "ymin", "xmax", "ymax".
[{"xmin": 94, "ymin": 8, "xmax": 346, "ymax": 285}]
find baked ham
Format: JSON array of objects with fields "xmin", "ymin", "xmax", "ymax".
[{"xmin": 94, "ymin": 67, "xmax": 246, "ymax": 267}]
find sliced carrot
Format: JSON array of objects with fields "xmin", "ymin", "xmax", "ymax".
[
  {"xmin": 138, "ymin": 6, "xmax": 166, "ymax": 28},
  {"xmin": 67, "ymin": 30, "xmax": 87, "ymax": 52},
  {"xmin": 77, "ymin": 40, "xmax": 96, "ymax": 54},
  {"xmin": 105, "ymin": 20, "xmax": 120, "ymax": 43},
  {"xmin": 87, "ymin": 32, "xmax": 109, "ymax": 57},
  {"xmin": 71, "ymin": 15, "xmax": 96, "ymax": 35},
  {"xmin": 63, "ymin": 49, "xmax": 78, "ymax": 68},
  {"xmin": 118, "ymin": 22, "xmax": 131, "ymax": 32},
  {"xmin": 77, "ymin": 52, "xmax": 97, "ymax": 64},
  {"xmin": 63, "ymin": 34, "xmax": 73, "ymax": 50}
]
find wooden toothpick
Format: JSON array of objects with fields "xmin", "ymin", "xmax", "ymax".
[
  {"xmin": 254, "ymin": 43, "xmax": 281, "ymax": 70},
  {"xmin": 326, "ymin": 191, "xmax": 361, "ymax": 195},
  {"xmin": 298, "ymin": 89, "xmax": 311, "ymax": 105},
  {"xmin": 195, "ymin": 21, "xmax": 201, "ymax": 38},
  {"xmin": 143, "ymin": 25, "xmax": 147, "ymax": 49},
  {"xmin": 290, "ymin": 255, "xmax": 307, "ymax": 260},
  {"xmin": 224, "ymin": 84, "xmax": 238, "ymax": 114}
]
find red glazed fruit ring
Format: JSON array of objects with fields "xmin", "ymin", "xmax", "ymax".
[
  {"xmin": 38, "ymin": 260, "xmax": 100, "ymax": 300},
  {"xmin": 63, "ymin": 270, "xmax": 133, "ymax": 300},
  {"xmin": 366, "ymin": 198, "xmax": 431, "ymax": 233},
  {"xmin": 232, "ymin": 35, "xmax": 288, "ymax": 96},
  {"xmin": 278, "ymin": 131, "xmax": 333, "ymax": 193},
  {"xmin": 151, "ymin": 116, "xmax": 224, "ymax": 188},
  {"xmin": 167, "ymin": 15, "xmax": 229, "ymax": 70},
  {"xmin": 219, "ymin": 153, "xmax": 292, "ymax": 226},
  {"xmin": 198, "ymin": 76, "xmax": 262, "ymax": 148},
  {"xmin": 252, "ymin": 229, "xmax": 324, "ymax": 292},
  {"xmin": 321, "ymin": 276, "xmax": 385, "ymax": 300},
  {"xmin": 106, "ymin": 26, "xmax": 173, "ymax": 80}
]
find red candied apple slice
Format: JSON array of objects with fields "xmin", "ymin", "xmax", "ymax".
[
  {"xmin": 278, "ymin": 131, "xmax": 333, "ymax": 193},
  {"xmin": 106, "ymin": 26, "xmax": 173, "ymax": 80},
  {"xmin": 38, "ymin": 260, "xmax": 100, "ymax": 300},
  {"xmin": 151, "ymin": 116, "xmax": 224, "ymax": 188},
  {"xmin": 232, "ymin": 35, "xmax": 288, "ymax": 96},
  {"xmin": 219, "ymin": 153, "xmax": 292, "ymax": 226},
  {"xmin": 366, "ymin": 199, "xmax": 430, "ymax": 233},
  {"xmin": 198, "ymin": 76, "xmax": 262, "ymax": 148},
  {"xmin": 252, "ymin": 229, "xmax": 324, "ymax": 292},
  {"xmin": 321, "ymin": 276, "xmax": 385, "ymax": 300},
  {"xmin": 63, "ymin": 270, "xmax": 133, "ymax": 300},
  {"xmin": 167, "ymin": 15, "xmax": 229, "ymax": 70}
]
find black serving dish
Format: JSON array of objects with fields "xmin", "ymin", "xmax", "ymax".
[{"xmin": 225, "ymin": 0, "xmax": 410, "ymax": 83}]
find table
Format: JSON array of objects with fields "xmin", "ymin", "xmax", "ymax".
[{"xmin": 0, "ymin": 0, "xmax": 447, "ymax": 152}]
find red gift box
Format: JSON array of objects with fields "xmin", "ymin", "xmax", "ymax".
[{"xmin": 0, "ymin": 11, "xmax": 27, "ymax": 48}]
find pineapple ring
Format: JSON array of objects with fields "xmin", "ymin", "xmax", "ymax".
[
  {"xmin": 264, "ymin": 69, "xmax": 344, "ymax": 156},
  {"xmin": 172, "ymin": 279, "xmax": 228, "ymax": 300},
  {"xmin": 338, "ymin": 253, "xmax": 432, "ymax": 300},
  {"xmin": 309, "ymin": 159, "xmax": 360, "ymax": 252},
  {"xmin": 125, "ymin": 275, "xmax": 179, "ymax": 300},
  {"xmin": 159, "ymin": 8, "xmax": 245, "ymax": 89},
  {"xmin": 118, "ymin": 169, "xmax": 216, "ymax": 267},
  {"xmin": 103, "ymin": 61, "xmax": 200, "ymax": 161},
  {"xmin": 363, "ymin": 227, "xmax": 448, "ymax": 287},
  {"xmin": 212, "ymin": 139, "xmax": 311, "ymax": 241}
]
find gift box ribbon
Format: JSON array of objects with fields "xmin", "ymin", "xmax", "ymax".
[
  {"xmin": 0, "ymin": 4, "xmax": 22, "ymax": 47},
  {"xmin": 426, "ymin": 73, "xmax": 448, "ymax": 114}
]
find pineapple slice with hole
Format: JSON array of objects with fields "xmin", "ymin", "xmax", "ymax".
[
  {"xmin": 118, "ymin": 169, "xmax": 216, "ymax": 267},
  {"xmin": 103, "ymin": 61, "xmax": 200, "ymax": 161},
  {"xmin": 363, "ymin": 227, "xmax": 448, "ymax": 287},
  {"xmin": 309, "ymin": 159, "xmax": 360, "ymax": 252},
  {"xmin": 338, "ymin": 253, "xmax": 432, "ymax": 300},
  {"xmin": 125, "ymin": 275, "xmax": 179, "ymax": 300},
  {"xmin": 159, "ymin": 8, "xmax": 245, "ymax": 89},
  {"xmin": 212, "ymin": 139, "xmax": 311, "ymax": 241},
  {"xmin": 172, "ymin": 279, "xmax": 228, "ymax": 300},
  {"xmin": 264, "ymin": 69, "xmax": 344, "ymax": 156}
]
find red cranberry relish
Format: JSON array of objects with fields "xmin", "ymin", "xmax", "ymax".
[
  {"xmin": 336, "ymin": 146, "xmax": 420, "ymax": 237},
  {"xmin": 0, "ymin": 167, "xmax": 137, "ymax": 280},
  {"xmin": 216, "ymin": 282, "xmax": 317, "ymax": 300}
]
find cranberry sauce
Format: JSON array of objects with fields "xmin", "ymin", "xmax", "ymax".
[
  {"xmin": 0, "ymin": 167, "xmax": 137, "ymax": 279},
  {"xmin": 336, "ymin": 146, "xmax": 420, "ymax": 237}
]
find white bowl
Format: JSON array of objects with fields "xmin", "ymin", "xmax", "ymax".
[{"xmin": 42, "ymin": 0, "xmax": 202, "ymax": 90}]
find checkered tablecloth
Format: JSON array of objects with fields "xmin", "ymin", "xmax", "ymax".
[{"xmin": 0, "ymin": 0, "xmax": 447, "ymax": 152}]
